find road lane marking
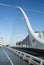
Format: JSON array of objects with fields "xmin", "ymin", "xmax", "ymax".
[{"xmin": 3, "ymin": 49, "xmax": 14, "ymax": 65}]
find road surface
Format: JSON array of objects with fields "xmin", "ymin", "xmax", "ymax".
[{"xmin": 0, "ymin": 47, "xmax": 29, "ymax": 65}]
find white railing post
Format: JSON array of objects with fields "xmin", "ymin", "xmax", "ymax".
[
  {"xmin": 29, "ymin": 56, "xmax": 32, "ymax": 63},
  {"xmin": 40, "ymin": 61, "xmax": 43, "ymax": 65}
]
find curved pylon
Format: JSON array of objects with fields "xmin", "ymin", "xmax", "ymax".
[
  {"xmin": 0, "ymin": 3, "xmax": 44, "ymax": 49},
  {"xmin": 16, "ymin": 6, "xmax": 44, "ymax": 48}
]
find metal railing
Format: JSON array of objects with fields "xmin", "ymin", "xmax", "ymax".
[{"xmin": 7, "ymin": 47, "xmax": 44, "ymax": 65}]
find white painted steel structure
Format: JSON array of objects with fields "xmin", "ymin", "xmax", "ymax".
[
  {"xmin": 16, "ymin": 6, "xmax": 44, "ymax": 49},
  {"xmin": 0, "ymin": 4, "xmax": 44, "ymax": 49}
]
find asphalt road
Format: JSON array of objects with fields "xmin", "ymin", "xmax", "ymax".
[{"xmin": 0, "ymin": 47, "xmax": 29, "ymax": 65}]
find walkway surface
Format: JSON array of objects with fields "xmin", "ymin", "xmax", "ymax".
[{"xmin": 0, "ymin": 47, "xmax": 29, "ymax": 65}]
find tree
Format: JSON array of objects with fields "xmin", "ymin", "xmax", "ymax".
[{"xmin": 16, "ymin": 41, "xmax": 22, "ymax": 45}]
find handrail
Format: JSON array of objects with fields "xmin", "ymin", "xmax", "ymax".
[{"xmin": 8, "ymin": 47, "xmax": 44, "ymax": 65}]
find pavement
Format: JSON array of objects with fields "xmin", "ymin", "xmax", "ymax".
[{"xmin": 0, "ymin": 47, "xmax": 29, "ymax": 65}]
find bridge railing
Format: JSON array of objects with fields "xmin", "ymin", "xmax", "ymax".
[{"xmin": 7, "ymin": 47, "xmax": 44, "ymax": 65}]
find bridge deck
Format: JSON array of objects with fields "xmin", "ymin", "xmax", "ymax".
[{"xmin": 0, "ymin": 47, "xmax": 29, "ymax": 65}]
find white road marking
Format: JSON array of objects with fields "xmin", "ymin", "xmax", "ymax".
[{"xmin": 3, "ymin": 49, "xmax": 14, "ymax": 65}]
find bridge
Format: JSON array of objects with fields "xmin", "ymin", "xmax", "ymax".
[{"xmin": 0, "ymin": 4, "xmax": 44, "ymax": 65}]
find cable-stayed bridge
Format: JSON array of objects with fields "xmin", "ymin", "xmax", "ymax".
[{"xmin": 0, "ymin": 4, "xmax": 44, "ymax": 65}]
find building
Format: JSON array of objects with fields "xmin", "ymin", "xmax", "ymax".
[{"xmin": 0, "ymin": 37, "xmax": 3, "ymax": 46}]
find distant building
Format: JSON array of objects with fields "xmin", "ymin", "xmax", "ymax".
[{"xmin": 0, "ymin": 37, "xmax": 3, "ymax": 46}]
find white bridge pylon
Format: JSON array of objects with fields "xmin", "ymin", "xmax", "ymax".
[
  {"xmin": 16, "ymin": 6, "xmax": 44, "ymax": 45},
  {"xmin": 0, "ymin": 4, "xmax": 44, "ymax": 47}
]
